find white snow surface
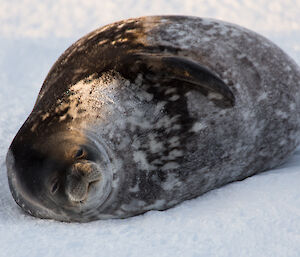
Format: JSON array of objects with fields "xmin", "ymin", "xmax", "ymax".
[{"xmin": 0, "ymin": 1, "xmax": 300, "ymax": 256}]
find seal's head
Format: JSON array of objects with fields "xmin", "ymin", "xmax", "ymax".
[{"xmin": 6, "ymin": 129, "xmax": 113, "ymax": 222}]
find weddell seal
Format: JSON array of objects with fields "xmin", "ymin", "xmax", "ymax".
[{"xmin": 6, "ymin": 16, "xmax": 300, "ymax": 222}]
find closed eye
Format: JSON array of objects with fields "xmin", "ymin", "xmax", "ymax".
[
  {"xmin": 51, "ymin": 179, "xmax": 60, "ymax": 194},
  {"xmin": 74, "ymin": 148, "xmax": 85, "ymax": 159}
]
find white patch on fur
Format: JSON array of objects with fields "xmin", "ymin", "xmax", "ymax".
[
  {"xmin": 148, "ymin": 133, "xmax": 164, "ymax": 153},
  {"xmin": 133, "ymin": 151, "xmax": 155, "ymax": 170},
  {"xmin": 165, "ymin": 88, "xmax": 177, "ymax": 95},
  {"xmin": 161, "ymin": 162, "xmax": 179, "ymax": 171},
  {"xmin": 207, "ymin": 92, "xmax": 223, "ymax": 100},
  {"xmin": 166, "ymin": 149, "xmax": 183, "ymax": 159},
  {"xmin": 127, "ymin": 116, "xmax": 152, "ymax": 131},
  {"xmin": 153, "ymin": 101, "xmax": 167, "ymax": 116},
  {"xmin": 169, "ymin": 95, "xmax": 180, "ymax": 101},
  {"xmin": 129, "ymin": 184, "xmax": 140, "ymax": 193},
  {"xmin": 155, "ymin": 115, "xmax": 179, "ymax": 129},
  {"xmin": 136, "ymin": 91, "xmax": 154, "ymax": 102},
  {"xmin": 144, "ymin": 199, "xmax": 166, "ymax": 210},
  {"xmin": 41, "ymin": 112, "xmax": 50, "ymax": 121},
  {"xmin": 257, "ymin": 92, "xmax": 268, "ymax": 101},
  {"xmin": 275, "ymin": 110, "xmax": 288, "ymax": 119},
  {"xmin": 289, "ymin": 103, "xmax": 296, "ymax": 111},
  {"xmin": 30, "ymin": 122, "xmax": 39, "ymax": 132},
  {"xmin": 191, "ymin": 122, "xmax": 207, "ymax": 132},
  {"xmin": 168, "ymin": 136, "xmax": 180, "ymax": 147},
  {"xmin": 162, "ymin": 173, "xmax": 182, "ymax": 191},
  {"xmin": 279, "ymin": 139, "xmax": 287, "ymax": 146}
]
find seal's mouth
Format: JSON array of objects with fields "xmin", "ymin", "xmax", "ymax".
[{"xmin": 66, "ymin": 178, "xmax": 102, "ymax": 204}]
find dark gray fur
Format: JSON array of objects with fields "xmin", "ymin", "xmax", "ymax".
[{"xmin": 6, "ymin": 16, "xmax": 300, "ymax": 222}]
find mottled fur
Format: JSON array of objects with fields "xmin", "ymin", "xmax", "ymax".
[{"xmin": 6, "ymin": 16, "xmax": 300, "ymax": 222}]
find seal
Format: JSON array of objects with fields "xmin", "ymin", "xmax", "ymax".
[{"xmin": 6, "ymin": 16, "xmax": 300, "ymax": 222}]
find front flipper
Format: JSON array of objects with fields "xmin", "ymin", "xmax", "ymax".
[{"xmin": 122, "ymin": 53, "xmax": 235, "ymax": 108}]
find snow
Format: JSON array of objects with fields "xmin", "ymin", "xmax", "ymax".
[{"xmin": 0, "ymin": 0, "xmax": 300, "ymax": 256}]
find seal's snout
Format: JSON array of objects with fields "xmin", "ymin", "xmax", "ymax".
[{"xmin": 65, "ymin": 161, "xmax": 102, "ymax": 203}]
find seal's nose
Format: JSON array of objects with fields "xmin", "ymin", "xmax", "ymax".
[
  {"xmin": 71, "ymin": 161, "xmax": 102, "ymax": 182},
  {"xmin": 65, "ymin": 161, "xmax": 102, "ymax": 203}
]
